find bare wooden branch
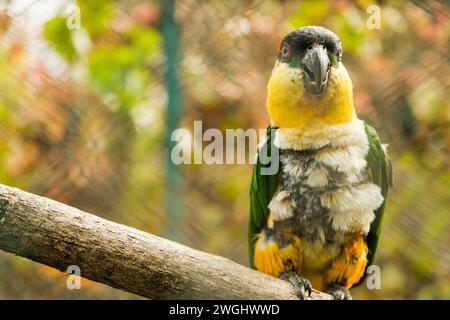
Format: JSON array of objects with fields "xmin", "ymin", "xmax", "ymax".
[{"xmin": 0, "ymin": 184, "xmax": 332, "ymax": 300}]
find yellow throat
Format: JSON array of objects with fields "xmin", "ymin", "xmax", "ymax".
[{"xmin": 266, "ymin": 61, "xmax": 356, "ymax": 129}]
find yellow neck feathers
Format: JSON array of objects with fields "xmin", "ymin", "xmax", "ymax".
[{"xmin": 266, "ymin": 62, "xmax": 355, "ymax": 130}]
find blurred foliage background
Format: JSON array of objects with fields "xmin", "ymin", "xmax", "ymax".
[{"xmin": 0, "ymin": 0, "xmax": 449, "ymax": 299}]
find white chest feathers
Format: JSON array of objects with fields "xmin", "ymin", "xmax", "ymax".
[{"xmin": 269, "ymin": 119, "xmax": 384, "ymax": 235}]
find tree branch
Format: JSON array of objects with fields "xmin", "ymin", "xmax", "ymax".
[{"xmin": 0, "ymin": 184, "xmax": 332, "ymax": 300}]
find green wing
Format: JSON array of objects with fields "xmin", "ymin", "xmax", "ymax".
[
  {"xmin": 362, "ymin": 122, "xmax": 393, "ymax": 276},
  {"xmin": 248, "ymin": 126, "xmax": 279, "ymax": 268}
]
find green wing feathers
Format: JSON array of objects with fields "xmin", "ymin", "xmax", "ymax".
[
  {"xmin": 248, "ymin": 126, "xmax": 279, "ymax": 268},
  {"xmin": 364, "ymin": 122, "xmax": 393, "ymax": 269}
]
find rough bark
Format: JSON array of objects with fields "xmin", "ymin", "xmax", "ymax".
[{"xmin": 0, "ymin": 184, "xmax": 332, "ymax": 300}]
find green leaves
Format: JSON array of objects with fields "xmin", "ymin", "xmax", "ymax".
[
  {"xmin": 77, "ymin": 0, "xmax": 114, "ymax": 38},
  {"xmin": 87, "ymin": 26, "xmax": 160, "ymax": 110},
  {"xmin": 43, "ymin": 0, "xmax": 162, "ymax": 112},
  {"xmin": 44, "ymin": 17, "xmax": 77, "ymax": 61},
  {"xmin": 287, "ymin": 1, "xmax": 369, "ymax": 56}
]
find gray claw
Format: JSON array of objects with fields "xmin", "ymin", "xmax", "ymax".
[
  {"xmin": 325, "ymin": 284, "xmax": 352, "ymax": 300},
  {"xmin": 281, "ymin": 271, "xmax": 313, "ymax": 300}
]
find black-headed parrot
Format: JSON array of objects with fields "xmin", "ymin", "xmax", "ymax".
[{"xmin": 248, "ymin": 26, "xmax": 392, "ymax": 300}]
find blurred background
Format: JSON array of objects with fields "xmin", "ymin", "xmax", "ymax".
[{"xmin": 0, "ymin": 0, "xmax": 449, "ymax": 299}]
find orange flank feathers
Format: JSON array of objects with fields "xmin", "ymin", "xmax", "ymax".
[
  {"xmin": 323, "ymin": 234, "xmax": 368, "ymax": 289},
  {"xmin": 253, "ymin": 234, "xmax": 302, "ymax": 278},
  {"xmin": 254, "ymin": 232, "xmax": 368, "ymax": 291}
]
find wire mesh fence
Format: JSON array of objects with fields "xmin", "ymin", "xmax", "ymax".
[{"xmin": 0, "ymin": 0, "xmax": 448, "ymax": 299}]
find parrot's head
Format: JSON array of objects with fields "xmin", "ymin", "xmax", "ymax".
[{"xmin": 266, "ymin": 26, "xmax": 355, "ymax": 129}]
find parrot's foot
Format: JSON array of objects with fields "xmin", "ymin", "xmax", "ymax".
[
  {"xmin": 325, "ymin": 284, "xmax": 352, "ymax": 300},
  {"xmin": 280, "ymin": 271, "xmax": 312, "ymax": 300}
]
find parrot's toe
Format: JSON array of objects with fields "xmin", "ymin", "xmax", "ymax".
[
  {"xmin": 325, "ymin": 284, "xmax": 352, "ymax": 300},
  {"xmin": 280, "ymin": 271, "xmax": 312, "ymax": 300}
]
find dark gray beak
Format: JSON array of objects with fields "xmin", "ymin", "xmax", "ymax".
[{"xmin": 301, "ymin": 44, "xmax": 330, "ymax": 96}]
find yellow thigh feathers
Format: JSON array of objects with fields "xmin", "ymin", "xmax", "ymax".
[
  {"xmin": 254, "ymin": 232, "xmax": 368, "ymax": 290},
  {"xmin": 323, "ymin": 234, "xmax": 368, "ymax": 288},
  {"xmin": 253, "ymin": 234, "xmax": 302, "ymax": 278}
]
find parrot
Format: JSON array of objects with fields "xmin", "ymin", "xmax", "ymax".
[{"xmin": 248, "ymin": 26, "xmax": 392, "ymax": 300}]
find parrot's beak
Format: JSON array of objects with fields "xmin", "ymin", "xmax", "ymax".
[{"xmin": 301, "ymin": 44, "xmax": 331, "ymax": 96}]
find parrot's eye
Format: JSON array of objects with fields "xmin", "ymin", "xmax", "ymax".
[{"xmin": 280, "ymin": 44, "xmax": 291, "ymax": 62}]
